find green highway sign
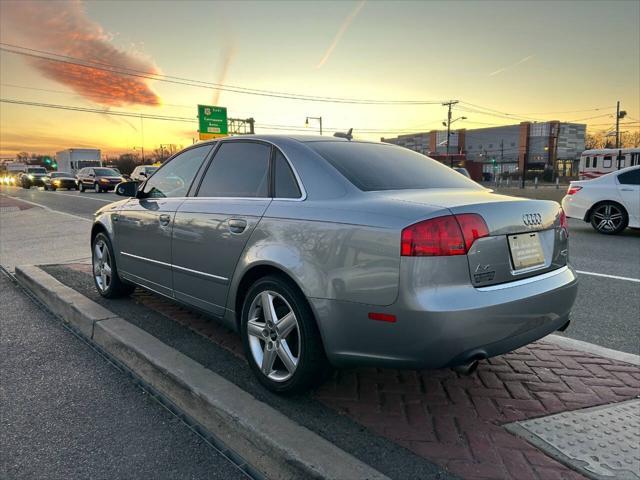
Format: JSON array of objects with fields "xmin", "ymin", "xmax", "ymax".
[{"xmin": 198, "ymin": 105, "xmax": 228, "ymax": 140}]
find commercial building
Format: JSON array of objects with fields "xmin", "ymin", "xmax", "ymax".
[{"xmin": 382, "ymin": 121, "xmax": 586, "ymax": 180}]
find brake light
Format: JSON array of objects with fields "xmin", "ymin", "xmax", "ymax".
[
  {"xmin": 566, "ymin": 185, "xmax": 582, "ymax": 195},
  {"xmin": 401, "ymin": 214, "xmax": 489, "ymax": 256},
  {"xmin": 559, "ymin": 208, "xmax": 569, "ymax": 236}
]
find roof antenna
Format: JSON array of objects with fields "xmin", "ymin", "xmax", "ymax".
[{"xmin": 333, "ymin": 128, "xmax": 353, "ymax": 141}]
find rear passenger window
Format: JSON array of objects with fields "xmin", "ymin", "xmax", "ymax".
[
  {"xmin": 198, "ymin": 142, "xmax": 270, "ymax": 198},
  {"xmin": 274, "ymin": 150, "xmax": 301, "ymax": 198},
  {"xmin": 618, "ymin": 170, "xmax": 640, "ymax": 185}
]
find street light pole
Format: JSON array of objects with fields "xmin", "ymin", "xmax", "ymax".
[{"xmin": 305, "ymin": 116, "xmax": 323, "ymax": 135}]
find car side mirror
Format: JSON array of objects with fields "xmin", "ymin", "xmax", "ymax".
[
  {"xmin": 89, "ymin": 173, "xmax": 95, "ymax": 177},
  {"xmin": 115, "ymin": 181, "xmax": 139, "ymax": 197},
  {"xmin": 140, "ymin": 172, "xmax": 147, "ymax": 177}
]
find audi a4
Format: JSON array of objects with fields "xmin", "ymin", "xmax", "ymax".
[{"xmin": 91, "ymin": 135, "xmax": 578, "ymax": 393}]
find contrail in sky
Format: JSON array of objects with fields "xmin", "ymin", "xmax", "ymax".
[
  {"xmin": 489, "ymin": 55, "xmax": 535, "ymax": 76},
  {"xmin": 316, "ymin": 0, "xmax": 366, "ymax": 69}
]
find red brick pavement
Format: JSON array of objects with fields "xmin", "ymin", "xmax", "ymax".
[{"xmin": 72, "ymin": 274, "xmax": 640, "ymax": 480}]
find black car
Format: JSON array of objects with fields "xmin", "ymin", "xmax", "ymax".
[
  {"xmin": 43, "ymin": 172, "xmax": 78, "ymax": 191},
  {"xmin": 77, "ymin": 167, "xmax": 124, "ymax": 193},
  {"xmin": 21, "ymin": 167, "xmax": 48, "ymax": 189}
]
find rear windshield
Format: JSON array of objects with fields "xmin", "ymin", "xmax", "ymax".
[
  {"xmin": 307, "ymin": 142, "xmax": 482, "ymax": 191},
  {"xmin": 94, "ymin": 168, "xmax": 119, "ymax": 176},
  {"xmin": 27, "ymin": 167, "xmax": 46, "ymax": 174}
]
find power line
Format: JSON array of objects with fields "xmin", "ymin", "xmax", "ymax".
[{"xmin": 0, "ymin": 43, "xmax": 445, "ymax": 106}]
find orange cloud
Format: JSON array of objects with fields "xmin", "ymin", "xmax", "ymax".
[{"xmin": 1, "ymin": 0, "xmax": 160, "ymax": 107}]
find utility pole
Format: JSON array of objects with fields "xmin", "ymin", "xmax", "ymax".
[
  {"xmin": 615, "ymin": 101, "xmax": 627, "ymax": 149},
  {"xmin": 442, "ymin": 100, "xmax": 459, "ymax": 166},
  {"xmin": 500, "ymin": 139, "xmax": 504, "ymax": 175}
]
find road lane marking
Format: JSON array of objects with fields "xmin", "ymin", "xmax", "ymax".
[
  {"xmin": 576, "ymin": 270, "xmax": 640, "ymax": 284},
  {"xmin": 0, "ymin": 193, "xmax": 91, "ymax": 222},
  {"xmin": 49, "ymin": 191, "xmax": 114, "ymax": 203}
]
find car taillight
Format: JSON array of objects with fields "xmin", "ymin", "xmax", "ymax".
[
  {"xmin": 566, "ymin": 185, "xmax": 582, "ymax": 195},
  {"xmin": 559, "ymin": 208, "xmax": 569, "ymax": 236},
  {"xmin": 401, "ymin": 214, "xmax": 489, "ymax": 257}
]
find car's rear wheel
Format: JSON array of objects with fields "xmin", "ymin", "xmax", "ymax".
[
  {"xmin": 590, "ymin": 202, "xmax": 628, "ymax": 234},
  {"xmin": 92, "ymin": 233, "xmax": 135, "ymax": 298},
  {"xmin": 241, "ymin": 275, "xmax": 330, "ymax": 393}
]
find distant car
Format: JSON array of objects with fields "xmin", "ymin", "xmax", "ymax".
[
  {"xmin": 453, "ymin": 167, "xmax": 471, "ymax": 179},
  {"xmin": 130, "ymin": 165, "xmax": 158, "ymax": 182},
  {"xmin": 20, "ymin": 167, "xmax": 48, "ymax": 189},
  {"xmin": 91, "ymin": 135, "xmax": 577, "ymax": 394},
  {"xmin": 43, "ymin": 172, "xmax": 78, "ymax": 191},
  {"xmin": 562, "ymin": 165, "xmax": 639, "ymax": 234},
  {"xmin": 77, "ymin": 167, "xmax": 125, "ymax": 193}
]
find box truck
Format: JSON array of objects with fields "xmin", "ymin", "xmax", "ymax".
[{"xmin": 56, "ymin": 148, "xmax": 102, "ymax": 174}]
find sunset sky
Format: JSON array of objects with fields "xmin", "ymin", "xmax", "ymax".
[{"xmin": 1, "ymin": 0, "xmax": 638, "ymax": 157}]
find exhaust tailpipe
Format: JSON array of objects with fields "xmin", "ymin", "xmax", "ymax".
[{"xmin": 452, "ymin": 360, "xmax": 479, "ymax": 375}]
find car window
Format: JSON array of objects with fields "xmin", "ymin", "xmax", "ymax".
[
  {"xmin": 143, "ymin": 144, "xmax": 212, "ymax": 198},
  {"xmin": 27, "ymin": 167, "xmax": 46, "ymax": 174},
  {"xmin": 307, "ymin": 141, "xmax": 482, "ymax": 191},
  {"xmin": 197, "ymin": 142, "xmax": 270, "ymax": 198},
  {"xmin": 274, "ymin": 150, "xmax": 301, "ymax": 198},
  {"xmin": 618, "ymin": 169, "xmax": 640, "ymax": 185}
]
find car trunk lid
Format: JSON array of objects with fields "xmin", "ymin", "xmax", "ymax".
[{"xmin": 387, "ymin": 188, "xmax": 568, "ymax": 287}]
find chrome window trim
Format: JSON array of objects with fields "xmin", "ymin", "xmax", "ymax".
[
  {"xmin": 476, "ymin": 265, "xmax": 570, "ymax": 291},
  {"xmin": 120, "ymin": 251, "xmax": 229, "ymax": 282}
]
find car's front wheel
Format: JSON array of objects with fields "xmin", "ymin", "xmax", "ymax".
[
  {"xmin": 92, "ymin": 232, "xmax": 135, "ymax": 298},
  {"xmin": 590, "ymin": 202, "xmax": 628, "ymax": 234},
  {"xmin": 241, "ymin": 275, "xmax": 330, "ymax": 393}
]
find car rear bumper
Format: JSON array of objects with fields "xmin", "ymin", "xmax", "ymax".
[
  {"xmin": 562, "ymin": 195, "xmax": 589, "ymax": 221},
  {"xmin": 310, "ymin": 265, "xmax": 578, "ymax": 369}
]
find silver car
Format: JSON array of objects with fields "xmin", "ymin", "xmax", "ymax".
[{"xmin": 91, "ymin": 135, "xmax": 578, "ymax": 393}]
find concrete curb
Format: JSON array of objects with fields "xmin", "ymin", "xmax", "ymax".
[
  {"xmin": 14, "ymin": 265, "xmax": 388, "ymax": 480},
  {"xmin": 546, "ymin": 334, "xmax": 640, "ymax": 366}
]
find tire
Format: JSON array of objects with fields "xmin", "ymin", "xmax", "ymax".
[
  {"xmin": 240, "ymin": 275, "xmax": 330, "ymax": 394},
  {"xmin": 43, "ymin": 185, "xmax": 49, "ymax": 191},
  {"xmin": 22, "ymin": 183, "xmax": 30, "ymax": 189},
  {"xmin": 80, "ymin": 182, "xmax": 85, "ymax": 192},
  {"xmin": 51, "ymin": 187, "xmax": 57, "ymax": 191},
  {"xmin": 94, "ymin": 183, "xmax": 101, "ymax": 193},
  {"xmin": 590, "ymin": 202, "xmax": 628, "ymax": 235},
  {"xmin": 92, "ymin": 232, "xmax": 135, "ymax": 298}
]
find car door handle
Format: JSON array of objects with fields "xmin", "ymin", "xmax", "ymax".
[
  {"xmin": 159, "ymin": 214, "xmax": 171, "ymax": 226},
  {"xmin": 620, "ymin": 188, "xmax": 633, "ymax": 191},
  {"xmin": 227, "ymin": 218, "xmax": 247, "ymax": 234}
]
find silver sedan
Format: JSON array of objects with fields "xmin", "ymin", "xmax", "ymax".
[{"xmin": 91, "ymin": 135, "xmax": 577, "ymax": 393}]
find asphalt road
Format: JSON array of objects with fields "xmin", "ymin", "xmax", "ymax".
[
  {"xmin": 1, "ymin": 184, "xmax": 639, "ymax": 354},
  {"xmin": 0, "ymin": 272, "xmax": 249, "ymax": 480}
]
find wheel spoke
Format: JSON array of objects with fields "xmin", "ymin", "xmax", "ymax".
[
  {"xmin": 261, "ymin": 345, "xmax": 277, "ymax": 375},
  {"xmin": 94, "ymin": 243, "xmax": 103, "ymax": 261},
  {"xmin": 101, "ymin": 271, "xmax": 108, "ymax": 288},
  {"xmin": 277, "ymin": 340, "xmax": 298, "ymax": 373},
  {"xmin": 93, "ymin": 262, "xmax": 101, "ymax": 276},
  {"xmin": 260, "ymin": 292, "xmax": 277, "ymax": 326},
  {"xmin": 610, "ymin": 213, "xmax": 622, "ymax": 220},
  {"xmin": 593, "ymin": 212, "xmax": 605, "ymax": 220},
  {"xmin": 597, "ymin": 219, "xmax": 608, "ymax": 230},
  {"xmin": 276, "ymin": 312, "xmax": 296, "ymax": 338},
  {"xmin": 103, "ymin": 263, "xmax": 112, "ymax": 276},
  {"xmin": 247, "ymin": 319, "xmax": 265, "ymax": 338},
  {"xmin": 605, "ymin": 205, "xmax": 611, "ymax": 216}
]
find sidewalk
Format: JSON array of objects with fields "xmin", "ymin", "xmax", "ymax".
[
  {"xmin": 45, "ymin": 263, "xmax": 640, "ymax": 480},
  {"xmin": 0, "ymin": 195, "xmax": 91, "ymax": 271}
]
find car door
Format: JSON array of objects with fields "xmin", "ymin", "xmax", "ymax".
[
  {"xmin": 114, "ymin": 144, "xmax": 214, "ymax": 297},
  {"xmin": 617, "ymin": 169, "xmax": 640, "ymax": 226},
  {"xmin": 171, "ymin": 141, "xmax": 273, "ymax": 316}
]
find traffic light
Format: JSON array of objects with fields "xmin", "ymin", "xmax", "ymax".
[
  {"xmin": 44, "ymin": 157, "xmax": 51, "ymax": 165},
  {"xmin": 52, "ymin": 162, "xmax": 58, "ymax": 169}
]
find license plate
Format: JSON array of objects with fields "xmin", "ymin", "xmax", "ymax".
[{"xmin": 508, "ymin": 232, "xmax": 545, "ymax": 270}]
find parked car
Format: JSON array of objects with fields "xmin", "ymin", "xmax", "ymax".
[
  {"xmin": 562, "ymin": 165, "xmax": 639, "ymax": 234},
  {"xmin": 91, "ymin": 135, "xmax": 577, "ymax": 393},
  {"xmin": 20, "ymin": 166, "xmax": 48, "ymax": 189},
  {"xmin": 43, "ymin": 172, "xmax": 78, "ymax": 191},
  {"xmin": 77, "ymin": 167, "xmax": 125, "ymax": 193},
  {"xmin": 130, "ymin": 165, "xmax": 158, "ymax": 182}
]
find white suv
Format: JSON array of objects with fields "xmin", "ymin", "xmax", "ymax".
[{"xmin": 130, "ymin": 165, "xmax": 158, "ymax": 182}]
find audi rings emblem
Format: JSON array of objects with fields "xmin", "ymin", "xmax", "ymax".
[{"xmin": 522, "ymin": 213, "xmax": 542, "ymax": 226}]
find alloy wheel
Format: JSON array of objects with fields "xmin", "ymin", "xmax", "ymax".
[
  {"xmin": 247, "ymin": 291, "xmax": 301, "ymax": 382},
  {"xmin": 592, "ymin": 204, "xmax": 624, "ymax": 233},
  {"xmin": 93, "ymin": 239, "xmax": 112, "ymax": 292}
]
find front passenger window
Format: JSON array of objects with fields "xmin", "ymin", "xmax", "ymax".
[{"xmin": 142, "ymin": 144, "xmax": 212, "ymax": 198}]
